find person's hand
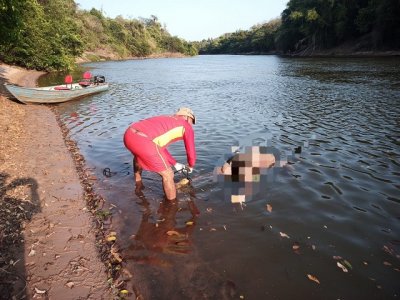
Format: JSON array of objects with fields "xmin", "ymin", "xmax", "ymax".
[
  {"xmin": 186, "ymin": 166, "xmax": 193, "ymax": 173},
  {"xmin": 174, "ymin": 162, "xmax": 185, "ymax": 172}
]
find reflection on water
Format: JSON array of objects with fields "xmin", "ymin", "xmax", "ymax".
[{"xmin": 53, "ymin": 56, "xmax": 400, "ymax": 299}]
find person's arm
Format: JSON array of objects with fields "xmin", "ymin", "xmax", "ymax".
[{"xmin": 183, "ymin": 125, "xmax": 196, "ymax": 167}]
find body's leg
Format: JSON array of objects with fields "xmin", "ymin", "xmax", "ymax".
[{"xmin": 158, "ymin": 168, "xmax": 176, "ymax": 200}]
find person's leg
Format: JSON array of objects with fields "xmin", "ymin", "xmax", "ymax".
[
  {"xmin": 133, "ymin": 156, "xmax": 142, "ymax": 181},
  {"xmin": 158, "ymin": 168, "xmax": 176, "ymax": 200},
  {"xmin": 133, "ymin": 156, "xmax": 144, "ymax": 191}
]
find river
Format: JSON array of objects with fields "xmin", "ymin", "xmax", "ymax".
[{"xmin": 44, "ymin": 55, "xmax": 400, "ymax": 299}]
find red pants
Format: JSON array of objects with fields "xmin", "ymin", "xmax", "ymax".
[{"xmin": 124, "ymin": 128, "xmax": 172, "ymax": 172}]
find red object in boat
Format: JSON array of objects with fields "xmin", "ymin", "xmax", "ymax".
[
  {"xmin": 83, "ymin": 72, "xmax": 92, "ymax": 79},
  {"xmin": 65, "ymin": 75, "xmax": 73, "ymax": 84}
]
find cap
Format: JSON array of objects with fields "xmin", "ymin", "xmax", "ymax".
[{"xmin": 176, "ymin": 107, "xmax": 196, "ymax": 124}]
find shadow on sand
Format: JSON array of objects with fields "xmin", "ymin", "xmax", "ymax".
[{"xmin": 0, "ymin": 172, "xmax": 40, "ymax": 299}]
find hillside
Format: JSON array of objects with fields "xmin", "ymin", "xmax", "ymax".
[{"xmin": 0, "ymin": 0, "xmax": 197, "ymax": 71}]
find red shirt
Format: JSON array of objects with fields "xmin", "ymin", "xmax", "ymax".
[{"xmin": 131, "ymin": 115, "xmax": 196, "ymax": 167}]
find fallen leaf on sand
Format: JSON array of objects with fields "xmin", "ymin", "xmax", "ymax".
[
  {"xmin": 111, "ymin": 249, "xmax": 123, "ymax": 263},
  {"xmin": 307, "ymin": 274, "xmax": 320, "ymax": 284},
  {"xmin": 106, "ymin": 236, "xmax": 116, "ymax": 242},
  {"xmin": 166, "ymin": 230, "xmax": 180, "ymax": 236},
  {"xmin": 266, "ymin": 204, "xmax": 272, "ymax": 213},
  {"xmin": 280, "ymin": 232, "xmax": 290, "ymax": 238},
  {"xmin": 35, "ymin": 287, "xmax": 46, "ymax": 294}
]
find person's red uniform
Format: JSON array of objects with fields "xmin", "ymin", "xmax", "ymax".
[{"xmin": 124, "ymin": 115, "xmax": 196, "ymax": 172}]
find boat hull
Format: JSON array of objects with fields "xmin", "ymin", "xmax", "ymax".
[{"xmin": 4, "ymin": 83, "xmax": 109, "ymax": 104}]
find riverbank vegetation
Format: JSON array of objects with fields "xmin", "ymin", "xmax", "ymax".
[
  {"xmin": 198, "ymin": 0, "xmax": 400, "ymax": 55},
  {"xmin": 1, "ymin": 0, "xmax": 399, "ymax": 70},
  {"xmin": 0, "ymin": 0, "xmax": 197, "ymax": 71}
]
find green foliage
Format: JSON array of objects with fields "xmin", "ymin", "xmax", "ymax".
[
  {"xmin": 76, "ymin": 10, "xmax": 197, "ymax": 59},
  {"xmin": 2, "ymin": 0, "xmax": 398, "ymax": 68},
  {"xmin": 0, "ymin": 1, "xmax": 197, "ymax": 70},
  {"xmin": 200, "ymin": 0, "xmax": 400, "ymax": 55},
  {"xmin": 0, "ymin": 0, "xmax": 83, "ymax": 70},
  {"xmin": 199, "ymin": 19, "xmax": 281, "ymax": 54},
  {"xmin": 276, "ymin": 0, "xmax": 400, "ymax": 53}
]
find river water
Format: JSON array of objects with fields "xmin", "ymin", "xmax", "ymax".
[{"xmin": 47, "ymin": 55, "xmax": 399, "ymax": 299}]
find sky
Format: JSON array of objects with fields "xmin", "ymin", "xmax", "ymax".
[{"xmin": 75, "ymin": 0, "xmax": 289, "ymax": 41}]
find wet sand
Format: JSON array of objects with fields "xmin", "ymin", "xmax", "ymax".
[{"xmin": 0, "ymin": 63, "xmax": 110, "ymax": 299}]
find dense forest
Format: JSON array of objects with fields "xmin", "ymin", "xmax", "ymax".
[
  {"xmin": 1, "ymin": 0, "xmax": 399, "ymax": 70},
  {"xmin": 198, "ymin": 0, "xmax": 400, "ymax": 55},
  {"xmin": 0, "ymin": 0, "xmax": 197, "ymax": 70}
]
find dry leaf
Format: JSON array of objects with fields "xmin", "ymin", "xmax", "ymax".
[
  {"xmin": 111, "ymin": 249, "xmax": 123, "ymax": 263},
  {"xmin": 35, "ymin": 287, "xmax": 46, "ymax": 294},
  {"xmin": 186, "ymin": 221, "xmax": 194, "ymax": 226},
  {"xmin": 337, "ymin": 262, "xmax": 348, "ymax": 273},
  {"xmin": 292, "ymin": 242, "xmax": 300, "ymax": 250},
  {"xmin": 176, "ymin": 178, "xmax": 190, "ymax": 189},
  {"xmin": 166, "ymin": 230, "xmax": 180, "ymax": 236},
  {"xmin": 120, "ymin": 289, "xmax": 129, "ymax": 295},
  {"xmin": 279, "ymin": 232, "xmax": 290, "ymax": 238},
  {"xmin": 307, "ymin": 274, "xmax": 320, "ymax": 284},
  {"xmin": 343, "ymin": 260, "xmax": 353, "ymax": 270},
  {"xmin": 266, "ymin": 204, "xmax": 272, "ymax": 213},
  {"xmin": 106, "ymin": 236, "xmax": 116, "ymax": 242}
]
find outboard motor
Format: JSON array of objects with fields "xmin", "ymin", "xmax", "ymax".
[{"xmin": 94, "ymin": 75, "xmax": 106, "ymax": 84}]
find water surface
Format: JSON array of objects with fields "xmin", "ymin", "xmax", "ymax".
[{"xmin": 51, "ymin": 55, "xmax": 400, "ymax": 299}]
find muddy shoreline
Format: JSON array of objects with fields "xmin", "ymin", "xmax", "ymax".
[{"xmin": 0, "ymin": 63, "xmax": 137, "ymax": 299}]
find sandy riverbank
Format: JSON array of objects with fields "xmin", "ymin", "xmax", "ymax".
[{"xmin": 0, "ymin": 64, "xmax": 111, "ymax": 299}]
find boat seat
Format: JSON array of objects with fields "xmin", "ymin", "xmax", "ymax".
[
  {"xmin": 79, "ymin": 71, "xmax": 92, "ymax": 87},
  {"xmin": 57, "ymin": 74, "xmax": 74, "ymax": 90}
]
